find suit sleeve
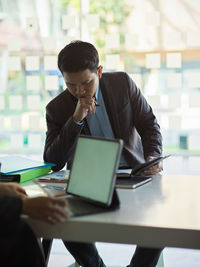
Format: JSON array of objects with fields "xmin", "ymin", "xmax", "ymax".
[
  {"xmin": 125, "ymin": 73, "xmax": 162, "ymax": 158},
  {"xmin": 43, "ymin": 105, "xmax": 83, "ymax": 171},
  {"xmin": 0, "ymin": 195, "xmax": 22, "ymax": 229}
]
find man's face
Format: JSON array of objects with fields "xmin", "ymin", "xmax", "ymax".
[{"xmin": 63, "ymin": 67, "xmax": 103, "ymax": 99}]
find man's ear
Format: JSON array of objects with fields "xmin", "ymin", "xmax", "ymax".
[{"xmin": 97, "ymin": 65, "xmax": 103, "ymax": 78}]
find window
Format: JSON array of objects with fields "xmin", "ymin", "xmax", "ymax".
[{"xmin": 0, "ymin": 0, "xmax": 200, "ymax": 158}]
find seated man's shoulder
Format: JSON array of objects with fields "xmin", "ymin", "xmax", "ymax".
[
  {"xmin": 46, "ymin": 90, "xmax": 69, "ymax": 109},
  {"xmin": 103, "ymin": 72, "xmax": 130, "ymax": 90},
  {"xmin": 103, "ymin": 71, "xmax": 127, "ymax": 80}
]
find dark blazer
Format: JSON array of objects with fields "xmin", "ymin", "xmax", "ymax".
[
  {"xmin": 0, "ymin": 195, "xmax": 22, "ymax": 231},
  {"xmin": 44, "ymin": 72, "xmax": 162, "ymax": 171},
  {"xmin": 0, "ymin": 195, "xmax": 45, "ymax": 267}
]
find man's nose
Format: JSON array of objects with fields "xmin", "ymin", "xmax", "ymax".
[{"xmin": 77, "ymin": 85, "xmax": 85, "ymax": 95}]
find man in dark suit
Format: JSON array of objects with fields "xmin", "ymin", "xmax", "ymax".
[
  {"xmin": 0, "ymin": 182, "xmax": 68, "ymax": 267},
  {"xmin": 44, "ymin": 40, "xmax": 163, "ymax": 267}
]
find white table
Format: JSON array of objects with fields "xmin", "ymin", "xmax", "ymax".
[{"xmin": 24, "ymin": 174, "xmax": 200, "ymax": 250}]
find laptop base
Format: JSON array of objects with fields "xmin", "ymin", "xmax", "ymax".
[{"xmin": 66, "ymin": 189, "xmax": 120, "ymax": 217}]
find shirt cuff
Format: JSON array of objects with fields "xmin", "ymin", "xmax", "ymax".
[{"xmin": 73, "ymin": 120, "xmax": 84, "ymax": 126}]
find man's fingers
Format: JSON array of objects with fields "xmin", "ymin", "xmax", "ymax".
[
  {"xmin": 79, "ymin": 98, "xmax": 96, "ymax": 114},
  {"xmin": 143, "ymin": 163, "xmax": 162, "ymax": 175},
  {"xmin": 52, "ymin": 205, "xmax": 69, "ymax": 218},
  {"xmin": 17, "ymin": 187, "xmax": 28, "ymax": 195},
  {"xmin": 53, "ymin": 198, "xmax": 68, "ymax": 207},
  {"xmin": 45, "ymin": 205, "xmax": 69, "ymax": 224},
  {"xmin": 48, "ymin": 213, "xmax": 68, "ymax": 223},
  {"xmin": 73, "ymin": 96, "xmax": 96, "ymax": 122},
  {"xmin": 48, "ymin": 199, "xmax": 69, "ymax": 218}
]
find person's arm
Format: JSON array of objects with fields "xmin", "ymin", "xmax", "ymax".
[
  {"xmin": 22, "ymin": 196, "xmax": 69, "ymax": 224},
  {"xmin": 43, "ymin": 104, "xmax": 83, "ymax": 171},
  {"xmin": 0, "ymin": 182, "xmax": 27, "ymax": 198},
  {"xmin": 0, "ymin": 195, "xmax": 22, "ymax": 228},
  {"xmin": 125, "ymin": 73, "xmax": 162, "ymax": 174},
  {"xmin": 0, "ymin": 183, "xmax": 26, "ymax": 229},
  {"xmin": 0, "ymin": 183, "xmax": 69, "ymax": 225},
  {"xmin": 126, "ymin": 73, "xmax": 162, "ymax": 157},
  {"xmin": 43, "ymin": 93, "xmax": 96, "ymax": 171}
]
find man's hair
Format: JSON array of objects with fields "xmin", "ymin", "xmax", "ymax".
[{"xmin": 58, "ymin": 40, "xmax": 99, "ymax": 73}]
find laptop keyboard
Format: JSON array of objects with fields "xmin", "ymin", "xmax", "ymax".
[{"xmin": 66, "ymin": 196, "xmax": 106, "ymax": 217}]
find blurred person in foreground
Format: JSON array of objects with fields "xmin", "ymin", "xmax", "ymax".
[{"xmin": 0, "ymin": 182, "xmax": 68, "ymax": 267}]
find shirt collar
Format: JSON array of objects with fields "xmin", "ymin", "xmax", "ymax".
[{"xmin": 95, "ymin": 85, "xmax": 99, "ymax": 101}]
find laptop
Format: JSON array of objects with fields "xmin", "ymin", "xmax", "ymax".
[{"xmin": 63, "ymin": 135, "xmax": 123, "ymax": 217}]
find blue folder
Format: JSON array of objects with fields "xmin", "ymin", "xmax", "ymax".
[{"xmin": 0, "ymin": 155, "xmax": 55, "ymax": 174}]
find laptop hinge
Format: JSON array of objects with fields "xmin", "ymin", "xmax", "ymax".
[{"xmin": 109, "ymin": 189, "xmax": 120, "ymax": 209}]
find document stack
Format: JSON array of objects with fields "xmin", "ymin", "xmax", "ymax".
[{"xmin": 0, "ymin": 155, "xmax": 55, "ymax": 183}]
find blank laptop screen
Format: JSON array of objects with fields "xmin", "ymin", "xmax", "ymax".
[{"xmin": 67, "ymin": 136, "xmax": 121, "ymax": 205}]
